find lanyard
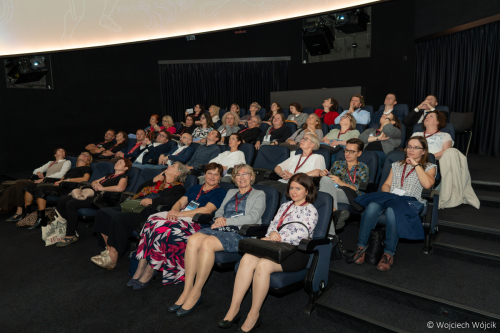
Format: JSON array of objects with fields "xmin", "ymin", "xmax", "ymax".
[
  {"xmin": 99, "ymin": 173, "xmax": 121, "ymax": 185},
  {"xmin": 347, "ymin": 165, "xmax": 357, "ymax": 184},
  {"xmin": 401, "ymin": 164, "xmax": 416, "ymax": 187},
  {"xmin": 128, "ymin": 142, "xmax": 141, "ymax": 154},
  {"xmin": 338, "ymin": 129, "xmax": 350, "ymax": 139},
  {"xmin": 235, "ymin": 188, "xmax": 252, "ymax": 212},
  {"xmin": 424, "ymin": 130, "xmax": 440, "ymax": 138},
  {"xmin": 268, "ymin": 126, "xmax": 278, "ymax": 135},
  {"xmin": 239, "ymin": 128, "xmax": 249, "ymax": 133},
  {"xmin": 220, "ymin": 127, "xmax": 227, "ymax": 135},
  {"xmin": 48, "ymin": 161, "xmax": 57, "ymax": 169},
  {"xmin": 294, "ymin": 153, "xmax": 313, "ymax": 173},
  {"xmin": 376, "ymin": 130, "xmax": 381, "ymax": 136},
  {"xmin": 277, "ymin": 201, "xmax": 308, "ymax": 229},
  {"xmin": 196, "ymin": 184, "xmax": 219, "ymax": 201}
]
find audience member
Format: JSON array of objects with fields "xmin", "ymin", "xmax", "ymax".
[
  {"xmin": 237, "ymin": 116, "xmax": 262, "ymax": 144},
  {"xmin": 85, "ymin": 129, "xmax": 116, "ymax": 156},
  {"xmin": 1, "ymin": 148, "xmax": 71, "ymax": 222},
  {"xmin": 281, "ymin": 113, "xmax": 323, "ymax": 151},
  {"xmin": 157, "ymin": 133, "xmax": 195, "ymax": 166},
  {"xmin": 132, "ymin": 129, "xmax": 173, "ymax": 168},
  {"xmin": 229, "ymin": 103, "xmax": 240, "ymax": 116},
  {"xmin": 186, "ymin": 130, "xmax": 221, "ymax": 175},
  {"xmin": 240, "ymin": 102, "xmax": 261, "ymax": 125},
  {"xmin": 220, "ymin": 173, "xmax": 318, "ymax": 331},
  {"xmin": 370, "ymin": 93, "xmax": 404, "ymax": 125},
  {"xmin": 353, "ymin": 136, "xmax": 436, "ymax": 271},
  {"xmin": 208, "ymin": 105, "xmax": 220, "ymax": 123},
  {"xmin": 56, "ymin": 157, "xmax": 131, "ymax": 248},
  {"xmin": 192, "ymin": 112, "xmax": 215, "ymax": 142},
  {"xmin": 322, "ymin": 113, "xmax": 360, "ymax": 161},
  {"xmin": 174, "ymin": 115, "xmax": 196, "ymax": 140},
  {"xmin": 95, "ymin": 131, "xmax": 128, "ymax": 160},
  {"xmin": 115, "ymin": 129, "xmax": 146, "ymax": 160},
  {"xmin": 171, "ymin": 164, "xmax": 265, "ymax": 316},
  {"xmin": 403, "ymin": 95, "xmax": 439, "ymax": 141},
  {"xmin": 411, "ymin": 110, "xmax": 452, "ymax": 159},
  {"xmin": 334, "ymin": 94, "xmax": 370, "ymax": 125},
  {"xmin": 205, "ymin": 134, "xmax": 246, "ymax": 183},
  {"xmin": 319, "ymin": 139, "xmax": 369, "ymax": 230},
  {"xmin": 162, "ymin": 115, "xmax": 177, "ymax": 135},
  {"xmin": 262, "ymin": 102, "xmax": 283, "ymax": 125},
  {"xmin": 286, "ymin": 103, "xmax": 308, "ymax": 128},
  {"xmin": 131, "ymin": 163, "xmax": 226, "ymax": 286},
  {"xmin": 185, "ymin": 104, "xmax": 205, "ymax": 125},
  {"xmin": 92, "ymin": 162, "xmax": 188, "ymax": 270},
  {"xmin": 314, "ymin": 98, "xmax": 340, "ymax": 126},
  {"xmin": 259, "ymin": 134, "xmax": 325, "ymax": 194},
  {"xmin": 217, "ymin": 111, "xmax": 240, "ymax": 144},
  {"xmin": 255, "ymin": 113, "xmax": 291, "ymax": 150},
  {"xmin": 145, "ymin": 114, "xmax": 164, "ymax": 140}
]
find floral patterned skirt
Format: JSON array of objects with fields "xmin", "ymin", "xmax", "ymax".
[{"xmin": 135, "ymin": 212, "xmax": 201, "ymax": 285}]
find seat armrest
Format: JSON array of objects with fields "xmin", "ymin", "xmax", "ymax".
[
  {"xmin": 198, "ymin": 164, "xmax": 206, "ymax": 171},
  {"xmin": 193, "ymin": 213, "xmax": 214, "ymax": 224},
  {"xmin": 298, "ymin": 238, "xmax": 330, "ymax": 253},
  {"xmin": 59, "ymin": 181, "xmax": 80, "ymax": 189},
  {"xmin": 253, "ymin": 168, "xmax": 273, "ymax": 179},
  {"xmin": 359, "ymin": 182, "xmax": 369, "ymax": 192},
  {"xmin": 227, "ymin": 167, "xmax": 234, "ymax": 175},
  {"xmin": 79, "ymin": 181, "xmax": 92, "ymax": 187},
  {"xmin": 239, "ymin": 224, "xmax": 269, "ymax": 237},
  {"xmin": 119, "ymin": 191, "xmax": 136, "ymax": 203},
  {"xmin": 421, "ymin": 189, "xmax": 439, "ymax": 201},
  {"xmin": 156, "ymin": 205, "xmax": 169, "ymax": 212}
]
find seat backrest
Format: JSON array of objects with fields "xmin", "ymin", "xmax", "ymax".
[
  {"xmin": 238, "ymin": 124, "xmax": 246, "ymax": 130},
  {"xmin": 253, "ymin": 146, "xmax": 290, "ymax": 170},
  {"xmin": 295, "ymin": 148, "xmax": 331, "ymax": 170},
  {"xmin": 93, "ymin": 162, "xmax": 115, "ymax": 181},
  {"xmin": 240, "ymin": 109, "xmax": 246, "ymax": 117},
  {"xmin": 303, "ymin": 107, "xmax": 315, "ymax": 114},
  {"xmin": 282, "ymin": 108, "xmax": 290, "ymax": 118},
  {"xmin": 377, "ymin": 104, "xmax": 409, "ymax": 119},
  {"xmin": 190, "ymin": 142, "xmax": 200, "ymax": 151},
  {"xmin": 219, "ymin": 109, "xmax": 227, "ymax": 119},
  {"xmin": 184, "ymin": 174, "xmax": 198, "ymax": 190},
  {"xmin": 284, "ymin": 122, "xmax": 297, "ymax": 134},
  {"xmin": 336, "ymin": 150, "xmax": 378, "ymax": 184},
  {"xmin": 252, "ymin": 184, "xmax": 280, "ymax": 224},
  {"xmin": 219, "ymin": 145, "xmax": 229, "ymax": 153},
  {"xmin": 412, "ymin": 123, "xmax": 455, "ymax": 142},
  {"xmin": 164, "ymin": 140, "xmax": 177, "ymax": 153},
  {"xmin": 238, "ymin": 143, "xmax": 255, "ymax": 164},
  {"xmin": 378, "ymin": 151, "xmax": 436, "ymax": 190},
  {"xmin": 127, "ymin": 138, "xmax": 137, "ymax": 147},
  {"xmin": 399, "ymin": 124, "xmax": 407, "ymax": 148},
  {"xmin": 330, "ymin": 123, "xmax": 365, "ymax": 134},
  {"xmin": 126, "ymin": 167, "xmax": 142, "ymax": 192},
  {"xmin": 88, "ymin": 163, "xmax": 99, "ymax": 182},
  {"xmin": 337, "ymin": 106, "xmax": 344, "ymax": 114},
  {"xmin": 321, "ymin": 123, "xmax": 329, "ymax": 136},
  {"xmin": 67, "ymin": 156, "xmax": 77, "ymax": 169},
  {"xmin": 214, "ymin": 120, "xmax": 222, "ymax": 129},
  {"xmin": 219, "ymin": 182, "xmax": 236, "ymax": 192},
  {"xmin": 450, "ymin": 112, "xmax": 473, "ymax": 132},
  {"xmin": 435, "ymin": 106, "xmax": 450, "ymax": 122},
  {"xmin": 260, "ymin": 123, "xmax": 270, "ymax": 133},
  {"xmin": 279, "ymin": 191, "xmax": 332, "ymax": 239},
  {"xmin": 364, "ymin": 105, "xmax": 374, "ymax": 119},
  {"xmin": 258, "ymin": 108, "xmax": 266, "ymax": 120},
  {"xmin": 174, "ymin": 122, "xmax": 183, "ymax": 132},
  {"xmin": 136, "ymin": 168, "xmax": 163, "ymax": 188}
]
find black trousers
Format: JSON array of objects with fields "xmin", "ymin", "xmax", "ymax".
[
  {"xmin": 35, "ymin": 185, "xmax": 72, "ymax": 200},
  {"xmin": 56, "ymin": 195, "xmax": 94, "ymax": 236},
  {"xmin": 93, "ymin": 206, "xmax": 153, "ymax": 254}
]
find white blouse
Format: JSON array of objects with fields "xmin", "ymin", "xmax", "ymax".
[
  {"xmin": 412, "ymin": 132, "xmax": 454, "ymax": 154},
  {"xmin": 209, "ymin": 150, "xmax": 246, "ymax": 168},
  {"xmin": 277, "ymin": 154, "xmax": 326, "ymax": 183}
]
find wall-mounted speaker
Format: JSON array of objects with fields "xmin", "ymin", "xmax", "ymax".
[{"xmin": 302, "ymin": 27, "xmax": 334, "ymax": 56}]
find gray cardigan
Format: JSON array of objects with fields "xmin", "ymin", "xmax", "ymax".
[
  {"xmin": 217, "ymin": 125, "xmax": 240, "ymax": 137},
  {"xmin": 287, "ymin": 113, "xmax": 309, "ymax": 128},
  {"xmin": 214, "ymin": 188, "xmax": 266, "ymax": 227},
  {"xmin": 358, "ymin": 124, "xmax": 402, "ymax": 154}
]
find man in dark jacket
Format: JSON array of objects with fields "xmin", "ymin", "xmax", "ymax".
[
  {"xmin": 132, "ymin": 130, "xmax": 174, "ymax": 168},
  {"xmin": 403, "ymin": 95, "xmax": 439, "ymax": 141}
]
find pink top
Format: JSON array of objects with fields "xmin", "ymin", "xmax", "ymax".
[{"xmin": 166, "ymin": 126, "xmax": 176, "ymax": 134}]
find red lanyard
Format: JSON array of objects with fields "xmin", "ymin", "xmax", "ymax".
[
  {"xmin": 294, "ymin": 153, "xmax": 313, "ymax": 173},
  {"xmin": 48, "ymin": 161, "xmax": 57, "ymax": 168},
  {"xmin": 277, "ymin": 201, "xmax": 308, "ymax": 229},
  {"xmin": 235, "ymin": 188, "xmax": 252, "ymax": 212},
  {"xmin": 347, "ymin": 165, "xmax": 357, "ymax": 184},
  {"xmin": 338, "ymin": 129, "xmax": 350, "ymax": 139},
  {"xmin": 268, "ymin": 126, "xmax": 278, "ymax": 135},
  {"xmin": 239, "ymin": 128, "xmax": 249, "ymax": 133},
  {"xmin": 320, "ymin": 112, "xmax": 326, "ymax": 119},
  {"xmin": 196, "ymin": 184, "xmax": 219, "ymax": 201},
  {"xmin": 100, "ymin": 173, "xmax": 121, "ymax": 185},
  {"xmin": 401, "ymin": 164, "xmax": 416, "ymax": 187},
  {"xmin": 128, "ymin": 142, "xmax": 141, "ymax": 154},
  {"xmin": 220, "ymin": 128, "xmax": 227, "ymax": 135},
  {"xmin": 376, "ymin": 130, "xmax": 381, "ymax": 136},
  {"xmin": 424, "ymin": 131, "xmax": 440, "ymax": 138}
]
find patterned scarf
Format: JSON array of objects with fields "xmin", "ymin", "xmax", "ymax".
[{"xmin": 132, "ymin": 180, "xmax": 182, "ymax": 200}]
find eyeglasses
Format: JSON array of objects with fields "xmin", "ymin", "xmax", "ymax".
[
  {"xmin": 200, "ymin": 116, "xmax": 206, "ymax": 119},
  {"xmin": 344, "ymin": 149, "xmax": 358, "ymax": 155},
  {"xmin": 235, "ymin": 172, "xmax": 251, "ymax": 177},
  {"xmin": 301, "ymin": 137, "xmax": 313, "ymax": 143},
  {"xmin": 158, "ymin": 134, "xmax": 167, "ymax": 138},
  {"xmin": 341, "ymin": 115, "xmax": 350, "ymax": 119},
  {"xmin": 406, "ymin": 146, "xmax": 424, "ymax": 151}
]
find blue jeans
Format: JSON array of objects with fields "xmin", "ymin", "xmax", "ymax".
[
  {"xmin": 374, "ymin": 151, "xmax": 386, "ymax": 183},
  {"xmin": 357, "ymin": 201, "xmax": 424, "ymax": 256}
]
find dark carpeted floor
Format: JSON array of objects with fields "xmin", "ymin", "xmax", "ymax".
[{"xmin": 439, "ymin": 205, "xmax": 500, "ymax": 230}]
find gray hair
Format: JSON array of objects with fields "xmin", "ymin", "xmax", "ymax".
[
  {"xmin": 231, "ymin": 164, "xmax": 256, "ymax": 185},
  {"xmin": 173, "ymin": 161, "xmax": 189, "ymax": 183},
  {"xmin": 251, "ymin": 116, "xmax": 262, "ymax": 126},
  {"xmin": 250, "ymin": 102, "xmax": 262, "ymax": 111},
  {"xmin": 305, "ymin": 133, "xmax": 320, "ymax": 150}
]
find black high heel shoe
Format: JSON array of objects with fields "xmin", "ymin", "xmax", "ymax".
[
  {"xmin": 218, "ymin": 311, "xmax": 241, "ymax": 329},
  {"xmin": 238, "ymin": 317, "xmax": 262, "ymax": 333},
  {"xmin": 27, "ymin": 210, "xmax": 47, "ymax": 230}
]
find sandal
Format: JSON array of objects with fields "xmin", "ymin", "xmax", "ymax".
[{"xmin": 56, "ymin": 237, "xmax": 79, "ymax": 247}]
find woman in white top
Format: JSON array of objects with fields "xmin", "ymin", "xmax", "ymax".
[
  {"xmin": 286, "ymin": 102, "xmax": 308, "ymax": 128},
  {"xmin": 209, "ymin": 105, "xmax": 220, "ymax": 123},
  {"xmin": 412, "ymin": 110, "xmax": 453, "ymax": 159},
  {"xmin": 206, "ymin": 133, "xmax": 246, "ymax": 183},
  {"xmin": 259, "ymin": 133, "xmax": 326, "ymax": 194},
  {"xmin": 218, "ymin": 111, "xmax": 241, "ymax": 144}
]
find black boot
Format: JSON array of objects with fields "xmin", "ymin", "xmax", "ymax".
[
  {"xmin": 6, "ymin": 206, "xmax": 29, "ymax": 223},
  {"xmin": 333, "ymin": 209, "xmax": 350, "ymax": 230},
  {"xmin": 28, "ymin": 210, "xmax": 47, "ymax": 230}
]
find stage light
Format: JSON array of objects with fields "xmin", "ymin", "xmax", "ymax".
[{"xmin": 335, "ymin": 8, "xmax": 370, "ymax": 34}]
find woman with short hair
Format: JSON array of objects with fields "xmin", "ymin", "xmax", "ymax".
[
  {"xmin": 240, "ymin": 102, "xmax": 261, "ymax": 125},
  {"xmin": 281, "ymin": 113, "xmax": 324, "ymax": 151},
  {"xmin": 286, "ymin": 103, "xmax": 308, "ymax": 128},
  {"xmin": 162, "ymin": 115, "xmax": 177, "ymax": 134},
  {"xmin": 191, "ymin": 112, "xmax": 215, "ymax": 142},
  {"xmin": 209, "ymin": 105, "xmax": 221, "ymax": 123},
  {"xmin": 220, "ymin": 173, "xmax": 318, "ymax": 331},
  {"xmin": 218, "ymin": 111, "xmax": 240, "ymax": 144},
  {"xmin": 174, "ymin": 115, "xmax": 196, "ymax": 140},
  {"xmin": 229, "ymin": 103, "xmax": 240, "ymax": 116},
  {"xmin": 170, "ymin": 164, "xmax": 266, "ymax": 316},
  {"xmin": 315, "ymin": 98, "xmax": 340, "ymax": 126},
  {"xmin": 255, "ymin": 113, "xmax": 291, "ymax": 150},
  {"xmin": 412, "ymin": 110, "xmax": 452, "ymax": 159},
  {"xmin": 145, "ymin": 114, "xmax": 164, "ymax": 140}
]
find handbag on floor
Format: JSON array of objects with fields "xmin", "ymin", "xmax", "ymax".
[
  {"xmin": 41, "ymin": 209, "xmax": 67, "ymax": 246},
  {"xmin": 16, "ymin": 207, "xmax": 56, "ymax": 228},
  {"xmin": 345, "ymin": 228, "xmax": 386, "ymax": 264},
  {"xmin": 329, "ymin": 234, "xmax": 344, "ymax": 260},
  {"xmin": 238, "ymin": 221, "xmax": 311, "ymax": 264}
]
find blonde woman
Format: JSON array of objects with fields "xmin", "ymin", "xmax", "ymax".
[
  {"xmin": 281, "ymin": 113, "xmax": 324, "ymax": 151},
  {"xmin": 322, "ymin": 113, "xmax": 360, "ymax": 148},
  {"xmin": 209, "ymin": 105, "xmax": 221, "ymax": 123},
  {"xmin": 218, "ymin": 111, "xmax": 241, "ymax": 144},
  {"xmin": 162, "ymin": 115, "xmax": 176, "ymax": 134}
]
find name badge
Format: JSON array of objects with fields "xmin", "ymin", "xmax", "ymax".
[
  {"xmin": 183, "ymin": 200, "xmax": 200, "ymax": 211},
  {"xmin": 392, "ymin": 188, "xmax": 406, "ymax": 196},
  {"xmin": 264, "ymin": 135, "xmax": 271, "ymax": 142},
  {"xmin": 230, "ymin": 212, "xmax": 244, "ymax": 218}
]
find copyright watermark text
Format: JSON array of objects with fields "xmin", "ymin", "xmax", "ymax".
[{"xmin": 427, "ymin": 321, "xmax": 497, "ymax": 330}]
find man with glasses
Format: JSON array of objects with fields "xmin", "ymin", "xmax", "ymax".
[
  {"xmin": 237, "ymin": 116, "xmax": 262, "ymax": 144},
  {"xmin": 157, "ymin": 133, "xmax": 196, "ymax": 167},
  {"xmin": 133, "ymin": 129, "xmax": 173, "ymax": 168},
  {"xmin": 115, "ymin": 129, "xmax": 146, "ymax": 161},
  {"xmin": 334, "ymin": 94, "xmax": 371, "ymax": 125},
  {"xmin": 319, "ymin": 138, "xmax": 369, "ymax": 230},
  {"xmin": 85, "ymin": 129, "xmax": 116, "ymax": 156},
  {"xmin": 186, "ymin": 130, "xmax": 222, "ymax": 176}
]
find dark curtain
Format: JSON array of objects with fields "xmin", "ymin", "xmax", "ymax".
[
  {"xmin": 159, "ymin": 60, "xmax": 289, "ymax": 122},
  {"xmin": 414, "ymin": 20, "xmax": 500, "ymax": 156}
]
